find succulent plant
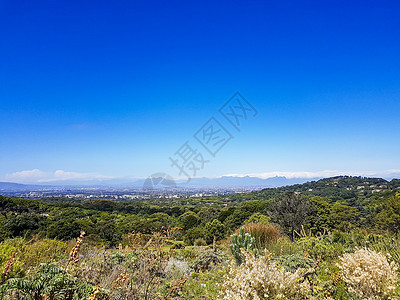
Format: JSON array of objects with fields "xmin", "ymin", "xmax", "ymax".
[{"xmin": 230, "ymin": 227, "xmax": 257, "ymax": 265}]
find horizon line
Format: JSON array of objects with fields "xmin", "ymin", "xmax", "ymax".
[{"xmin": 1, "ymin": 168, "xmax": 400, "ymax": 185}]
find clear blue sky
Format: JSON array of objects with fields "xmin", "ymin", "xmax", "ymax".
[{"xmin": 1, "ymin": 0, "xmax": 400, "ymax": 183}]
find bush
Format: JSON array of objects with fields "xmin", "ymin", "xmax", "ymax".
[
  {"xmin": 193, "ymin": 238, "xmax": 207, "ymax": 246},
  {"xmin": 218, "ymin": 251, "xmax": 312, "ymax": 299},
  {"xmin": 337, "ymin": 248, "xmax": 398, "ymax": 299},
  {"xmin": 0, "ymin": 263, "xmax": 92, "ymax": 299},
  {"xmin": 170, "ymin": 240, "xmax": 186, "ymax": 249},
  {"xmin": 204, "ymin": 220, "xmax": 225, "ymax": 244},
  {"xmin": 23, "ymin": 238, "xmax": 68, "ymax": 268},
  {"xmin": 265, "ymin": 236, "xmax": 302, "ymax": 257},
  {"xmin": 273, "ymin": 253, "xmax": 315, "ymax": 273},
  {"xmin": 0, "ymin": 238, "xmax": 26, "ymax": 277},
  {"xmin": 184, "ymin": 226, "xmax": 206, "ymax": 245},
  {"xmin": 242, "ymin": 223, "xmax": 280, "ymax": 250},
  {"xmin": 190, "ymin": 249, "xmax": 227, "ymax": 272},
  {"xmin": 269, "ymin": 192, "xmax": 313, "ymax": 238},
  {"xmin": 297, "ymin": 236, "xmax": 344, "ymax": 260}
]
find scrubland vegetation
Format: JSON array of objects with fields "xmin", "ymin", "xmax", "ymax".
[{"xmin": 1, "ymin": 176, "xmax": 400, "ymax": 299}]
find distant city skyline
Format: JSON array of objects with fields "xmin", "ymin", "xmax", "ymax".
[{"xmin": 1, "ymin": 1, "xmax": 400, "ymax": 184}]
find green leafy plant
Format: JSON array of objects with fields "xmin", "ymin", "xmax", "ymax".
[
  {"xmin": 229, "ymin": 228, "xmax": 257, "ymax": 265},
  {"xmin": 0, "ymin": 263, "xmax": 91, "ymax": 299},
  {"xmin": 297, "ymin": 236, "xmax": 343, "ymax": 260},
  {"xmin": 273, "ymin": 253, "xmax": 315, "ymax": 273}
]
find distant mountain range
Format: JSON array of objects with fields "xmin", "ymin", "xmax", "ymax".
[
  {"xmin": 0, "ymin": 176, "xmax": 320, "ymax": 191},
  {"xmin": 0, "ymin": 182, "xmax": 48, "ymax": 191},
  {"xmin": 2, "ymin": 175, "xmax": 399, "ymax": 192},
  {"xmin": 175, "ymin": 176, "xmax": 319, "ymax": 188}
]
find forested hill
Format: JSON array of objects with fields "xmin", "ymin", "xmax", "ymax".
[
  {"xmin": 1, "ymin": 175, "xmax": 400, "ymax": 247},
  {"xmin": 231, "ymin": 176, "xmax": 400, "ymax": 202}
]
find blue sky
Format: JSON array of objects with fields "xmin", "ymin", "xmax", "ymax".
[{"xmin": 1, "ymin": 0, "xmax": 400, "ymax": 183}]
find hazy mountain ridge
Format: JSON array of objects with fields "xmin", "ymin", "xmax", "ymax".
[
  {"xmin": 0, "ymin": 176, "xmax": 319, "ymax": 191},
  {"xmin": 178, "ymin": 176, "xmax": 319, "ymax": 188},
  {"xmin": 1, "ymin": 175, "xmax": 399, "ymax": 193},
  {"xmin": 0, "ymin": 182, "xmax": 48, "ymax": 191}
]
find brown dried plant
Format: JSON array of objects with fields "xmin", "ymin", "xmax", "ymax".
[
  {"xmin": 165, "ymin": 276, "xmax": 187, "ymax": 299},
  {"xmin": 331, "ymin": 272, "xmax": 342, "ymax": 286},
  {"xmin": 162, "ymin": 226, "xmax": 182, "ymax": 239},
  {"xmin": 88, "ymin": 285, "xmax": 101, "ymax": 300},
  {"xmin": 2, "ymin": 251, "xmax": 17, "ymax": 278},
  {"xmin": 113, "ymin": 270, "xmax": 129, "ymax": 287},
  {"xmin": 130, "ymin": 232, "xmax": 171, "ymax": 299},
  {"xmin": 68, "ymin": 230, "xmax": 85, "ymax": 264}
]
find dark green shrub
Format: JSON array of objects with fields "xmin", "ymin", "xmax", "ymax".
[
  {"xmin": 190, "ymin": 249, "xmax": 227, "ymax": 272},
  {"xmin": 170, "ymin": 241, "xmax": 186, "ymax": 249},
  {"xmin": 273, "ymin": 253, "xmax": 314, "ymax": 272},
  {"xmin": 297, "ymin": 236, "xmax": 344, "ymax": 260}
]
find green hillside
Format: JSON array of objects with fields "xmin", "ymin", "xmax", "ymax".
[{"xmin": 1, "ymin": 176, "xmax": 400, "ymax": 299}]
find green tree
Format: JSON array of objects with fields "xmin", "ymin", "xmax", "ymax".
[
  {"xmin": 330, "ymin": 202, "xmax": 359, "ymax": 231},
  {"xmin": 184, "ymin": 226, "xmax": 206, "ymax": 245},
  {"xmin": 269, "ymin": 192, "xmax": 313, "ymax": 238},
  {"xmin": 244, "ymin": 212, "xmax": 271, "ymax": 224},
  {"xmin": 374, "ymin": 193, "xmax": 400, "ymax": 233},
  {"xmin": 47, "ymin": 219, "xmax": 81, "ymax": 240},
  {"xmin": 179, "ymin": 211, "xmax": 199, "ymax": 230},
  {"xmin": 204, "ymin": 219, "xmax": 225, "ymax": 243},
  {"xmin": 197, "ymin": 207, "xmax": 220, "ymax": 224},
  {"xmin": 4, "ymin": 213, "xmax": 46, "ymax": 237},
  {"xmin": 308, "ymin": 196, "xmax": 333, "ymax": 233}
]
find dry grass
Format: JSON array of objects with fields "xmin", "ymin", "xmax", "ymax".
[{"xmin": 242, "ymin": 223, "xmax": 281, "ymax": 250}]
